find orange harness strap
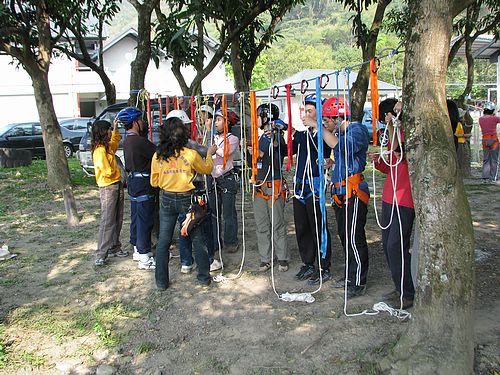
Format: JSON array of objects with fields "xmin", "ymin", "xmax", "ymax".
[
  {"xmin": 254, "ymin": 179, "xmax": 287, "ymax": 205},
  {"xmin": 250, "ymin": 92, "xmax": 259, "ymax": 183},
  {"xmin": 222, "ymin": 95, "xmax": 229, "ymax": 169},
  {"xmin": 482, "ymin": 134, "xmax": 499, "ymax": 150},
  {"xmin": 333, "ymin": 173, "xmax": 369, "ymax": 206}
]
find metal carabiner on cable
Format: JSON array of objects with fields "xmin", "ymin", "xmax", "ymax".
[
  {"xmin": 320, "ymin": 74, "xmax": 329, "ymax": 89},
  {"xmin": 271, "ymin": 85, "xmax": 279, "ymax": 99},
  {"xmin": 300, "ymin": 80, "xmax": 309, "ymax": 94}
]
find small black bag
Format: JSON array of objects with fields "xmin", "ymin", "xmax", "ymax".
[{"xmin": 180, "ymin": 193, "xmax": 209, "ymax": 236}]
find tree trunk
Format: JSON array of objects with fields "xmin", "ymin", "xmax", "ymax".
[
  {"xmin": 31, "ymin": 70, "xmax": 80, "ymax": 226},
  {"xmin": 386, "ymin": 0, "xmax": 475, "ymax": 373},
  {"xmin": 98, "ymin": 70, "xmax": 117, "ymax": 106},
  {"xmin": 129, "ymin": 1, "xmax": 156, "ymax": 105},
  {"xmin": 231, "ymin": 37, "xmax": 250, "ymax": 93},
  {"xmin": 349, "ymin": 0, "xmax": 391, "ymax": 122}
]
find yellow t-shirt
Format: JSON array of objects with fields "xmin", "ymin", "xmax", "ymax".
[
  {"xmin": 92, "ymin": 129, "xmax": 121, "ymax": 187},
  {"xmin": 455, "ymin": 122, "xmax": 465, "ymax": 144},
  {"xmin": 150, "ymin": 147, "xmax": 213, "ymax": 192}
]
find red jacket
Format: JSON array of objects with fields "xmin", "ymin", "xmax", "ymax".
[{"xmin": 374, "ymin": 152, "xmax": 414, "ymax": 209}]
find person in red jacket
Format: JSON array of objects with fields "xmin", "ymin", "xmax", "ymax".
[
  {"xmin": 478, "ymin": 102, "xmax": 500, "ymax": 182},
  {"xmin": 368, "ymin": 98, "xmax": 415, "ymax": 309}
]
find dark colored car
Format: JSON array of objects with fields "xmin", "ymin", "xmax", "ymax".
[
  {"xmin": 59, "ymin": 117, "xmax": 92, "ymax": 131},
  {"xmin": 362, "ymin": 106, "xmax": 388, "ymax": 146},
  {"xmin": 0, "ymin": 122, "xmax": 81, "ymax": 158}
]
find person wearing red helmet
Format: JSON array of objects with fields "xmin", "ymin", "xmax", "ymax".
[
  {"xmin": 316, "ymin": 97, "xmax": 370, "ymax": 299},
  {"xmin": 322, "ymin": 97, "xmax": 349, "ymax": 133},
  {"xmin": 207, "ymin": 109, "xmax": 241, "ymax": 254}
]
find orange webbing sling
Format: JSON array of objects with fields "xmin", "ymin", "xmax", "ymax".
[
  {"xmin": 250, "ymin": 91, "xmax": 259, "ymax": 183},
  {"xmin": 222, "ymin": 94, "xmax": 229, "ymax": 169},
  {"xmin": 370, "ymin": 58, "xmax": 380, "ymax": 145},
  {"xmin": 333, "ymin": 173, "xmax": 369, "ymax": 207}
]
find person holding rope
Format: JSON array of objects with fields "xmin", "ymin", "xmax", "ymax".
[
  {"xmin": 164, "ymin": 109, "xmax": 221, "ymax": 274},
  {"xmin": 118, "ymin": 107, "xmax": 157, "ymax": 270},
  {"xmin": 150, "ymin": 117, "xmax": 217, "ymax": 289},
  {"xmin": 293, "ymin": 94, "xmax": 333, "ymax": 285},
  {"xmin": 319, "ymin": 98, "xmax": 370, "ymax": 298},
  {"xmin": 249, "ymin": 103, "xmax": 290, "ymax": 272},
  {"xmin": 208, "ymin": 109, "xmax": 241, "ymax": 255},
  {"xmin": 91, "ymin": 119, "xmax": 127, "ymax": 266},
  {"xmin": 478, "ymin": 102, "xmax": 500, "ymax": 182},
  {"xmin": 368, "ymin": 99, "xmax": 415, "ymax": 309}
]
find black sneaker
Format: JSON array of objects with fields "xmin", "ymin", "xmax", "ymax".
[
  {"xmin": 307, "ymin": 269, "xmax": 331, "ymax": 285},
  {"xmin": 332, "ymin": 277, "xmax": 349, "ymax": 289},
  {"xmin": 295, "ymin": 265, "xmax": 315, "ymax": 281},
  {"xmin": 259, "ymin": 262, "xmax": 271, "ymax": 272},
  {"xmin": 346, "ymin": 285, "xmax": 367, "ymax": 298}
]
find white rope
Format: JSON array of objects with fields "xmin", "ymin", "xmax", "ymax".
[{"xmin": 370, "ymin": 111, "xmax": 411, "ymax": 315}]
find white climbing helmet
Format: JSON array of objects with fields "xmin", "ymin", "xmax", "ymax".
[{"xmin": 165, "ymin": 109, "xmax": 192, "ymax": 124}]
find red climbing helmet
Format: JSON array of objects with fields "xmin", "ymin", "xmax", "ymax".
[{"xmin": 322, "ymin": 97, "xmax": 350, "ymax": 118}]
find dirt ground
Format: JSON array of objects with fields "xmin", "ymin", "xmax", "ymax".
[{"xmin": 0, "ymin": 163, "xmax": 498, "ymax": 375}]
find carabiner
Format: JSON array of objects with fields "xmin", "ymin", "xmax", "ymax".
[
  {"xmin": 271, "ymin": 85, "xmax": 279, "ymax": 99},
  {"xmin": 320, "ymin": 74, "xmax": 329, "ymax": 89},
  {"xmin": 300, "ymin": 80, "xmax": 309, "ymax": 94}
]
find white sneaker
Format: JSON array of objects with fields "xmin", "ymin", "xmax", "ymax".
[
  {"xmin": 138, "ymin": 257, "xmax": 156, "ymax": 270},
  {"xmin": 181, "ymin": 263, "xmax": 196, "ymax": 274},
  {"xmin": 133, "ymin": 248, "xmax": 153, "ymax": 262},
  {"xmin": 210, "ymin": 259, "xmax": 223, "ymax": 272}
]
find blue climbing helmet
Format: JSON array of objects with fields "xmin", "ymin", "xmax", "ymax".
[
  {"xmin": 304, "ymin": 94, "xmax": 325, "ymax": 106},
  {"xmin": 116, "ymin": 107, "xmax": 143, "ymax": 129}
]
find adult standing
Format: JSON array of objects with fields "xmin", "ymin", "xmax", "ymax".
[
  {"xmin": 91, "ymin": 119, "xmax": 127, "ymax": 266},
  {"xmin": 320, "ymin": 99, "xmax": 370, "ymax": 298},
  {"xmin": 368, "ymin": 99, "xmax": 415, "ymax": 309},
  {"xmin": 150, "ymin": 117, "xmax": 216, "ymax": 289},
  {"xmin": 478, "ymin": 102, "xmax": 500, "ymax": 182},
  {"xmin": 118, "ymin": 107, "xmax": 157, "ymax": 270},
  {"xmin": 251, "ymin": 103, "xmax": 290, "ymax": 272},
  {"xmin": 208, "ymin": 110, "xmax": 240, "ymax": 254},
  {"xmin": 293, "ymin": 94, "xmax": 333, "ymax": 285}
]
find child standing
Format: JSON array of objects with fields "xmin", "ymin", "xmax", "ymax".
[{"xmin": 91, "ymin": 120, "xmax": 127, "ymax": 266}]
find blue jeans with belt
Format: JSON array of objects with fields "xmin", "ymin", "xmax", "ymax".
[{"xmin": 155, "ymin": 191, "xmax": 210, "ymax": 288}]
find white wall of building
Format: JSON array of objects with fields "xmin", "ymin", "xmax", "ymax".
[{"xmin": 0, "ymin": 33, "xmax": 234, "ymax": 125}]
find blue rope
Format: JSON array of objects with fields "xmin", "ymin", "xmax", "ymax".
[{"xmin": 315, "ymin": 78, "xmax": 327, "ymax": 260}]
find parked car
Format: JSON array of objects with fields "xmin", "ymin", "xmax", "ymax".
[
  {"xmin": 362, "ymin": 105, "xmax": 388, "ymax": 146},
  {"xmin": 0, "ymin": 122, "xmax": 80, "ymax": 158},
  {"xmin": 59, "ymin": 117, "xmax": 92, "ymax": 131}
]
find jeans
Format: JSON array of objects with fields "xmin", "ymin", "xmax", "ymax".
[
  {"xmin": 208, "ymin": 174, "xmax": 238, "ymax": 249},
  {"xmin": 155, "ymin": 191, "xmax": 210, "ymax": 288},
  {"xmin": 178, "ymin": 212, "xmax": 215, "ymax": 266},
  {"xmin": 96, "ymin": 182, "xmax": 124, "ymax": 260},
  {"xmin": 130, "ymin": 199, "xmax": 155, "ymax": 254}
]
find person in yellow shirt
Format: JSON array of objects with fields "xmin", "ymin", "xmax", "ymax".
[
  {"xmin": 91, "ymin": 120, "xmax": 127, "ymax": 266},
  {"xmin": 151, "ymin": 117, "xmax": 217, "ymax": 289}
]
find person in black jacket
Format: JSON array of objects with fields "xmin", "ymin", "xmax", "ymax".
[{"xmin": 117, "ymin": 107, "xmax": 157, "ymax": 270}]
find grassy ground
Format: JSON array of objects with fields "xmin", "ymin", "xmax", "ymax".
[{"xmin": 0, "ymin": 156, "xmax": 498, "ymax": 374}]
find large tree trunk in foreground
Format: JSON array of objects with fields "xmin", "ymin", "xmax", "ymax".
[
  {"xmin": 32, "ymin": 70, "xmax": 80, "ymax": 226},
  {"xmin": 384, "ymin": 0, "xmax": 475, "ymax": 373}
]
